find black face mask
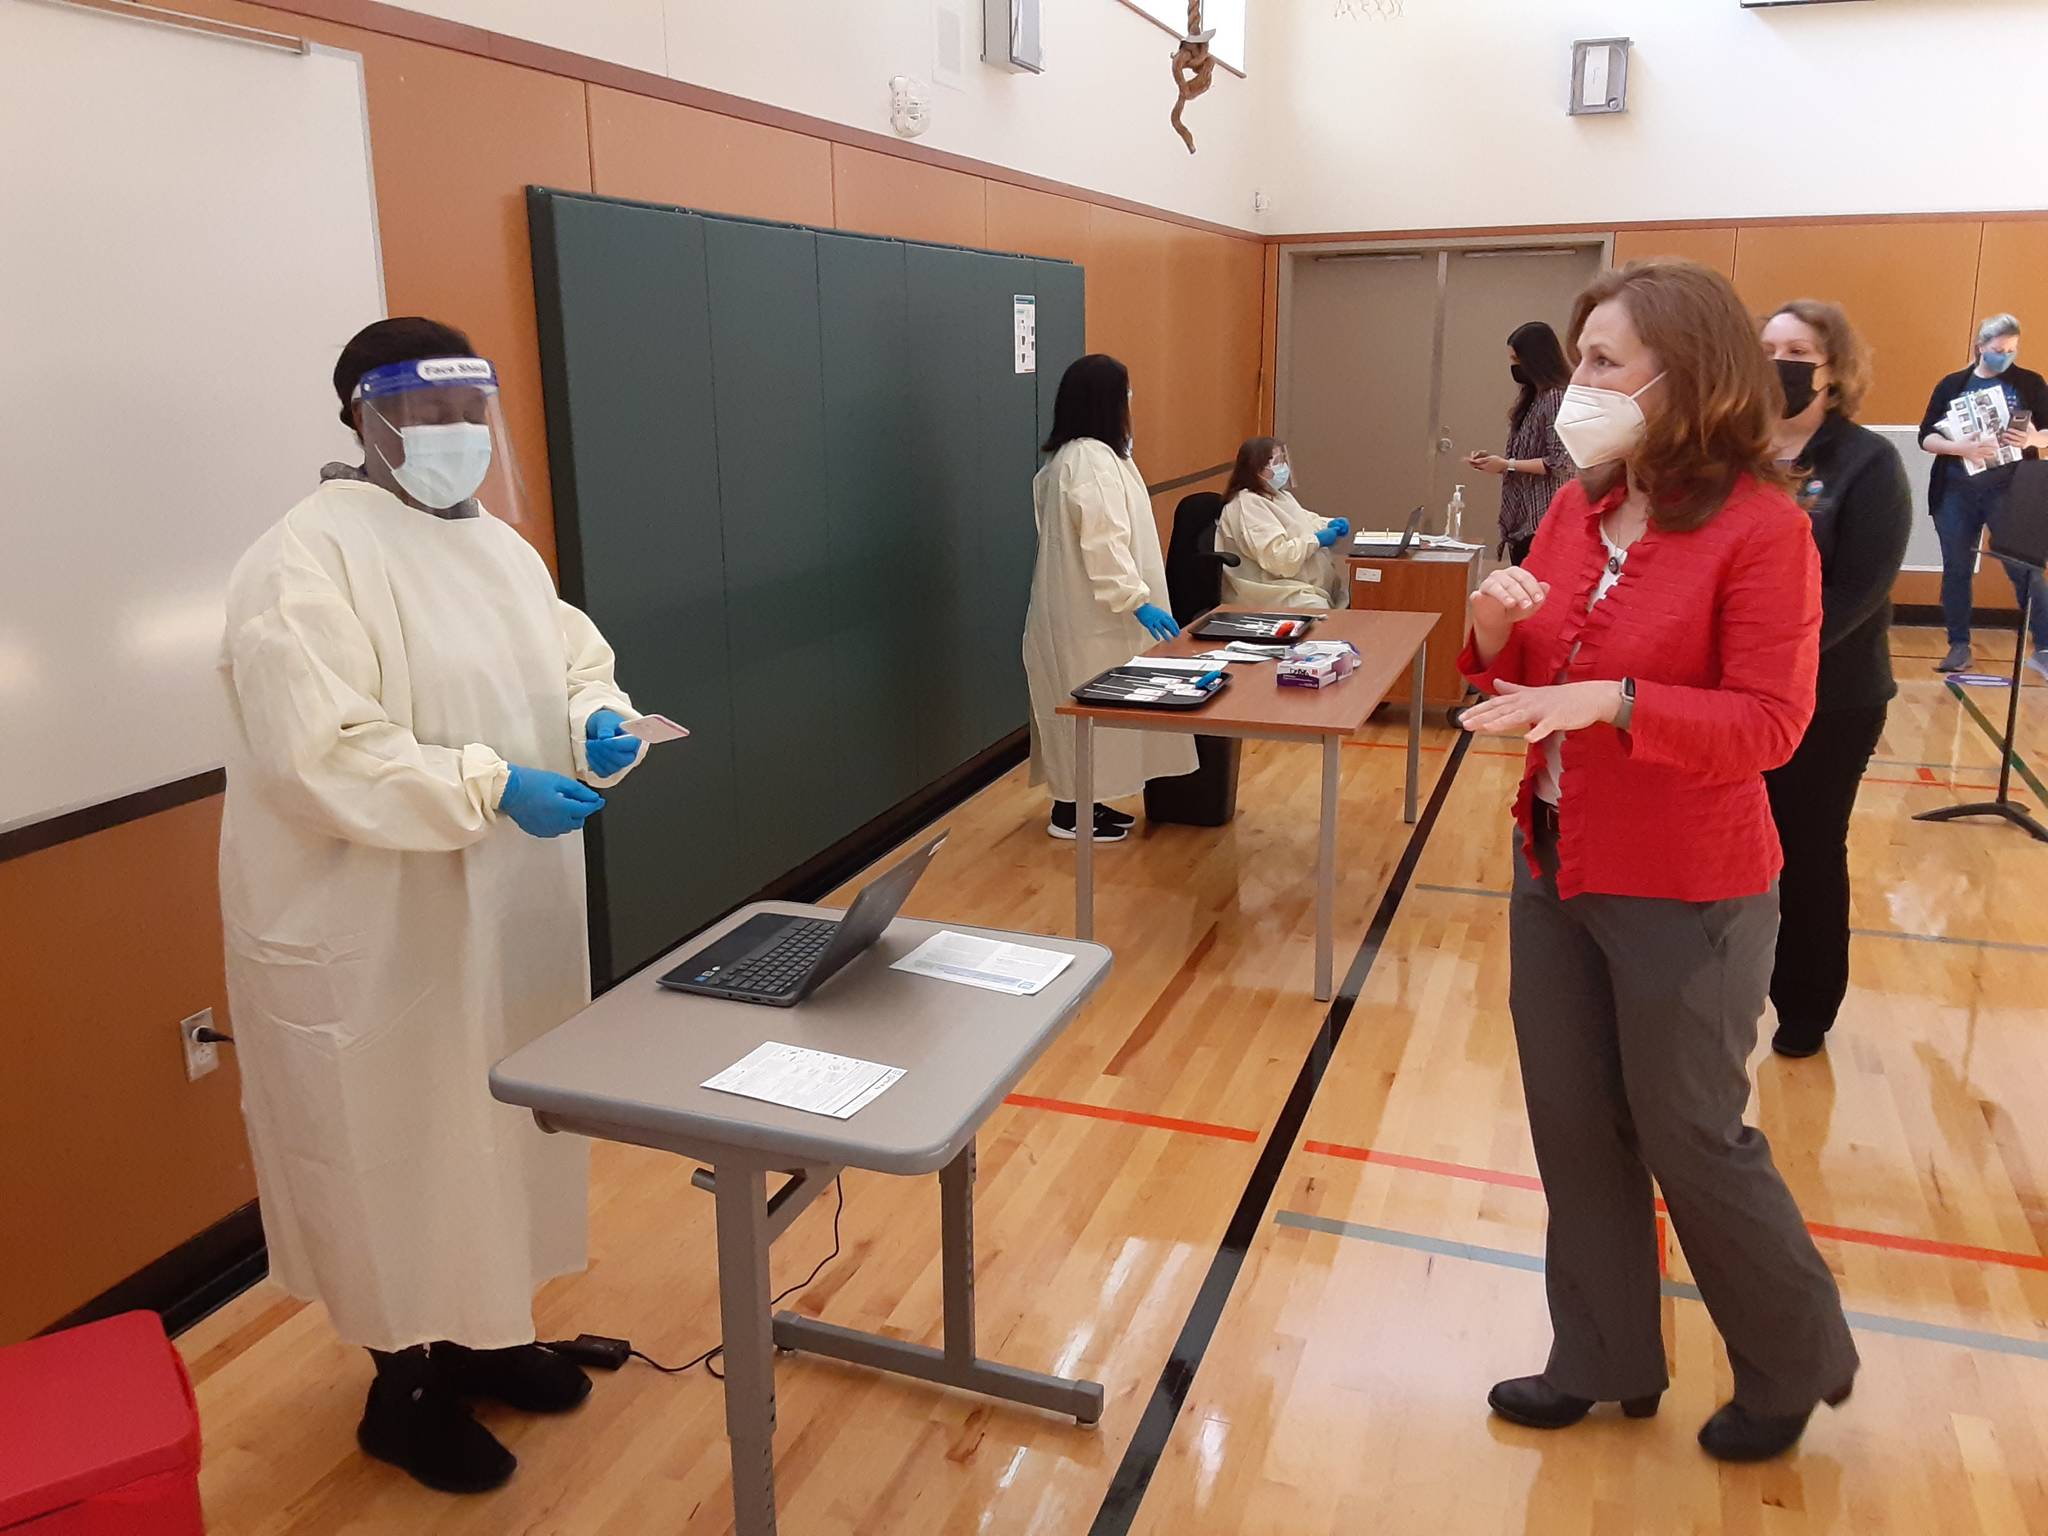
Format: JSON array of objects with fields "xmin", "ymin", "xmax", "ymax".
[
  {"xmin": 1775, "ymin": 358, "xmax": 1821, "ymax": 419},
  {"xmin": 1510, "ymin": 363, "xmax": 1530, "ymax": 386}
]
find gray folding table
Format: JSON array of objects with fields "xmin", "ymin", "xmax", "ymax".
[{"xmin": 490, "ymin": 902, "xmax": 1113, "ymax": 1536}]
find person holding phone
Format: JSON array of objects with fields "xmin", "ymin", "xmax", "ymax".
[
  {"xmin": 1467, "ymin": 320, "xmax": 1574, "ymax": 565},
  {"xmin": 1022, "ymin": 354, "xmax": 1196, "ymax": 843},
  {"xmin": 1920, "ymin": 313, "xmax": 2048, "ymax": 675}
]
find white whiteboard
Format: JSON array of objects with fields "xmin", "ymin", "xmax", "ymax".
[
  {"xmin": 1870, "ymin": 425, "xmax": 1943, "ymax": 573},
  {"xmin": 0, "ymin": 0, "xmax": 384, "ymax": 834}
]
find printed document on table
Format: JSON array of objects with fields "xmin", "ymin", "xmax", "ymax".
[
  {"xmin": 892, "ymin": 931, "xmax": 1076, "ymax": 996},
  {"xmin": 702, "ymin": 1042, "xmax": 904, "ymax": 1119}
]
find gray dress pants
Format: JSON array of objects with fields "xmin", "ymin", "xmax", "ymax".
[{"xmin": 1508, "ymin": 816, "xmax": 1859, "ymax": 1415}]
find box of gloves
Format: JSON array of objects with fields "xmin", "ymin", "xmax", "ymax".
[{"xmin": 1276, "ymin": 640, "xmax": 1361, "ymax": 689}]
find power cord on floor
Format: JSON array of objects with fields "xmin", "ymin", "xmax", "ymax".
[{"xmin": 544, "ymin": 1175, "xmax": 846, "ymax": 1383}]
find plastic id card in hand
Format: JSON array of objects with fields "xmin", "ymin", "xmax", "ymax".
[
  {"xmin": 626, "ymin": 713, "xmax": 690, "ymax": 744},
  {"xmin": 891, "ymin": 931, "xmax": 1076, "ymax": 996}
]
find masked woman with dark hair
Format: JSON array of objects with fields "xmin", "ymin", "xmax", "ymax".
[
  {"xmin": 1021, "ymin": 354, "xmax": 1195, "ymax": 843},
  {"xmin": 1467, "ymin": 319, "xmax": 1574, "ymax": 564},
  {"xmin": 1215, "ymin": 435, "xmax": 1350, "ymax": 610}
]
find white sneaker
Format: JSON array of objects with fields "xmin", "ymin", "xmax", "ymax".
[{"xmin": 2027, "ymin": 650, "xmax": 2048, "ymax": 684}]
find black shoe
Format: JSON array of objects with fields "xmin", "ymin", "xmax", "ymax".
[
  {"xmin": 1047, "ymin": 802, "xmax": 1129, "ymax": 843},
  {"xmin": 1487, "ymin": 1375, "xmax": 1661, "ymax": 1430},
  {"xmin": 434, "ymin": 1342, "xmax": 591, "ymax": 1414},
  {"xmin": 1697, "ymin": 1381, "xmax": 1852, "ymax": 1463},
  {"xmin": 1098, "ymin": 804, "xmax": 1136, "ymax": 828},
  {"xmin": 357, "ymin": 1373, "xmax": 517, "ymax": 1494},
  {"xmin": 1935, "ymin": 642, "xmax": 1972, "ymax": 673},
  {"xmin": 1772, "ymin": 1021, "xmax": 1829, "ymax": 1059}
]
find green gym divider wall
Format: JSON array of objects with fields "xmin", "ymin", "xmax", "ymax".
[{"xmin": 529, "ymin": 188, "xmax": 1085, "ymax": 987}]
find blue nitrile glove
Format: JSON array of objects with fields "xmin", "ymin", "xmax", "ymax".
[
  {"xmin": 1315, "ymin": 519, "xmax": 1351, "ymax": 548},
  {"xmin": 1135, "ymin": 602, "xmax": 1180, "ymax": 642},
  {"xmin": 584, "ymin": 709, "xmax": 642, "ymax": 777},
  {"xmin": 1328, "ymin": 517, "xmax": 1351, "ymax": 539},
  {"xmin": 500, "ymin": 765, "xmax": 604, "ymax": 838}
]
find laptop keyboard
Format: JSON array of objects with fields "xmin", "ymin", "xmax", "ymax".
[{"xmin": 721, "ymin": 919, "xmax": 838, "ymax": 995}]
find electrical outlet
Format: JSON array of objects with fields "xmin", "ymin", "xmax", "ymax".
[{"xmin": 180, "ymin": 1009, "xmax": 219, "ymax": 1082}]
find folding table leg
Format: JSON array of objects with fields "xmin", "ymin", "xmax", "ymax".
[{"xmin": 712, "ymin": 1162, "xmax": 779, "ymax": 1536}]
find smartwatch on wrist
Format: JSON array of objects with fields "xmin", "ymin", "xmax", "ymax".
[{"xmin": 1615, "ymin": 676, "xmax": 1637, "ymax": 732}]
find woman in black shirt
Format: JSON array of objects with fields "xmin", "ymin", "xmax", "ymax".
[
  {"xmin": 1466, "ymin": 320, "xmax": 1572, "ymax": 564},
  {"xmin": 1760, "ymin": 300, "xmax": 1912, "ymax": 1059}
]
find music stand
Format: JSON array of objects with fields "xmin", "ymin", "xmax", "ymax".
[{"xmin": 1914, "ymin": 458, "xmax": 2048, "ymax": 842}]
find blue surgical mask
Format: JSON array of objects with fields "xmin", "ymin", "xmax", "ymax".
[
  {"xmin": 1982, "ymin": 348, "xmax": 2018, "ymax": 376},
  {"xmin": 1269, "ymin": 461, "xmax": 1292, "ymax": 491}
]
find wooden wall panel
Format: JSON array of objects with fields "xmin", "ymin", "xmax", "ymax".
[
  {"xmin": 1975, "ymin": 221, "xmax": 2048, "ymax": 341},
  {"xmin": 986, "ymin": 182, "xmax": 1091, "ymax": 266},
  {"xmin": 357, "ymin": 41, "xmax": 591, "ymax": 573},
  {"xmin": 1086, "ymin": 206, "xmax": 1176, "ymax": 480},
  {"xmin": 1611, "ymin": 226, "xmax": 1737, "ymax": 277},
  {"xmin": 831, "ymin": 144, "xmax": 987, "ymax": 248},
  {"xmin": 0, "ymin": 798, "xmax": 247, "ymax": 1342},
  {"xmin": 1258, "ymin": 242, "xmax": 1281, "ymax": 434},
  {"xmin": 587, "ymin": 85, "xmax": 834, "ymax": 226},
  {"xmin": 1732, "ymin": 221, "xmax": 1982, "ymax": 424},
  {"xmin": 1201, "ymin": 233, "xmax": 1266, "ymax": 468}
]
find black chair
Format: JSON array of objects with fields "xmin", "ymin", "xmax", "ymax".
[{"xmin": 1144, "ymin": 491, "xmax": 1245, "ymax": 827}]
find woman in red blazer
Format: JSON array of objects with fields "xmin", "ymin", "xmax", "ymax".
[{"xmin": 1459, "ymin": 261, "xmax": 1857, "ymax": 1463}]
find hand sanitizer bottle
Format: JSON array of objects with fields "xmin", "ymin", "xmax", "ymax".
[{"xmin": 1448, "ymin": 484, "xmax": 1466, "ymax": 542}]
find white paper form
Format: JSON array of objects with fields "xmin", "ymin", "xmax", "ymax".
[
  {"xmin": 702, "ymin": 1042, "xmax": 905, "ymax": 1119},
  {"xmin": 892, "ymin": 931, "xmax": 1076, "ymax": 996}
]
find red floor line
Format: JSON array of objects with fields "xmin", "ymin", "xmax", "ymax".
[
  {"xmin": 1865, "ymin": 773, "xmax": 2002, "ymax": 791},
  {"xmin": 1004, "ymin": 1092, "xmax": 1261, "ymax": 1143},
  {"xmin": 1303, "ymin": 1141, "xmax": 2048, "ymax": 1273}
]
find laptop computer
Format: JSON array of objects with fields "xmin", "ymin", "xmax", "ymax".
[
  {"xmin": 658, "ymin": 834, "xmax": 946, "ymax": 1006},
  {"xmin": 1352, "ymin": 505, "xmax": 1426, "ymax": 559}
]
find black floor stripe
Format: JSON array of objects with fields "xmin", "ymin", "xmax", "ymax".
[{"xmin": 1086, "ymin": 732, "xmax": 1475, "ymax": 1535}]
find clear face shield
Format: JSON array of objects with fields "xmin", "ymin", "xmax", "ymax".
[{"xmin": 352, "ymin": 357, "xmax": 527, "ymax": 525}]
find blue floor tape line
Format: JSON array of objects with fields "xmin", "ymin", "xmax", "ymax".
[{"xmin": 1273, "ymin": 1211, "xmax": 2048, "ymax": 1361}]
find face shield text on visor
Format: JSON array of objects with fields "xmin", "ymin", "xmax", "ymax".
[{"xmin": 352, "ymin": 357, "xmax": 527, "ymax": 524}]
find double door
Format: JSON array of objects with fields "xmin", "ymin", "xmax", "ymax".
[{"xmin": 1279, "ymin": 242, "xmax": 1604, "ymax": 556}]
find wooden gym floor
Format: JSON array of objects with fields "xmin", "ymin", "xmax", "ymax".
[{"xmin": 179, "ymin": 626, "xmax": 2048, "ymax": 1535}]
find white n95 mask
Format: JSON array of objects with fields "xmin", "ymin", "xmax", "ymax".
[
  {"xmin": 388, "ymin": 422, "xmax": 493, "ymax": 509},
  {"xmin": 1553, "ymin": 374, "xmax": 1665, "ymax": 470}
]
